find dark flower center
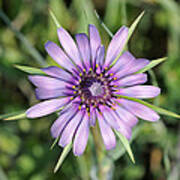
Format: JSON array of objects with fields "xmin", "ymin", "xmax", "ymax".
[{"xmin": 72, "ymin": 68, "xmax": 117, "ymax": 110}]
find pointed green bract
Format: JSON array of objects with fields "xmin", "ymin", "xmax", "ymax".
[
  {"xmin": 15, "ymin": 65, "xmax": 45, "ymax": 75},
  {"xmin": 116, "ymin": 95, "xmax": 180, "ymax": 119},
  {"xmin": 127, "ymin": 11, "xmax": 145, "ymax": 41},
  {"xmin": 0, "ymin": 111, "xmax": 26, "ymax": 121},
  {"xmin": 50, "ymin": 137, "xmax": 59, "ymax": 150},
  {"xmin": 111, "ymin": 11, "xmax": 145, "ymax": 66},
  {"xmin": 49, "ymin": 8, "xmax": 61, "ymax": 28},
  {"xmin": 136, "ymin": 57, "xmax": 167, "ymax": 74},
  {"xmin": 114, "ymin": 130, "xmax": 135, "ymax": 163},
  {"xmin": 54, "ymin": 142, "xmax": 72, "ymax": 173}
]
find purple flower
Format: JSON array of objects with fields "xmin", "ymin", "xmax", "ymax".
[{"xmin": 26, "ymin": 25, "xmax": 160, "ymax": 156}]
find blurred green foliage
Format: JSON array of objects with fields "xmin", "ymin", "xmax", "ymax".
[{"xmin": 0, "ymin": 0, "xmax": 180, "ymax": 179}]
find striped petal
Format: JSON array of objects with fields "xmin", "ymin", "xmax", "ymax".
[
  {"xmin": 73, "ymin": 113, "xmax": 89, "ymax": 156},
  {"xmin": 75, "ymin": 33, "xmax": 91, "ymax": 69},
  {"xmin": 26, "ymin": 98, "xmax": 69, "ymax": 118},
  {"xmin": 51, "ymin": 104, "xmax": 78, "ymax": 138},
  {"xmin": 114, "ymin": 73, "xmax": 147, "ymax": 87},
  {"xmin": 108, "ymin": 51, "xmax": 135, "ymax": 74},
  {"xmin": 119, "ymin": 99, "xmax": 160, "ymax": 121},
  {"xmin": 57, "ymin": 27, "xmax": 82, "ymax": 68},
  {"xmin": 105, "ymin": 26, "xmax": 128, "ymax": 66},
  {"xmin": 100, "ymin": 106, "xmax": 120, "ymax": 129},
  {"xmin": 89, "ymin": 108, "xmax": 97, "ymax": 126},
  {"xmin": 89, "ymin": 24, "xmax": 101, "ymax": 67},
  {"xmin": 96, "ymin": 45, "xmax": 105, "ymax": 69},
  {"xmin": 118, "ymin": 85, "xmax": 161, "ymax": 99},
  {"xmin": 35, "ymin": 88, "xmax": 73, "ymax": 100},
  {"xmin": 115, "ymin": 105, "xmax": 138, "ymax": 127},
  {"xmin": 97, "ymin": 113, "xmax": 116, "ymax": 150},
  {"xmin": 44, "ymin": 41, "xmax": 74, "ymax": 71},
  {"xmin": 109, "ymin": 109, "xmax": 132, "ymax": 140},
  {"xmin": 116, "ymin": 58, "xmax": 149, "ymax": 79},
  {"xmin": 28, "ymin": 75, "xmax": 68, "ymax": 90},
  {"xmin": 59, "ymin": 110, "xmax": 85, "ymax": 147},
  {"xmin": 41, "ymin": 66, "xmax": 74, "ymax": 83}
]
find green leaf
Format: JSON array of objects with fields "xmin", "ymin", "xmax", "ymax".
[
  {"xmin": 48, "ymin": 8, "xmax": 61, "ymax": 28},
  {"xmin": 15, "ymin": 65, "xmax": 45, "ymax": 75},
  {"xmin": 54, "ymin": 142, "xmax": 72, "ymax": 173},
  {"xmin": 114, "ymin": 130, "xmax": 135, "ymax": 163},
  {"xmin": 111, "ymin": 11, "xmax": 145, "ymax": 66},
  {"xmin": 116, "ymin": 95, "xmax": 180, "ymax": 119},
  {"xmin": 136, "ymin": 57, "xmax": 167, "ymax": 74},
  {"xmin": 0, "ymin": 111, "xmax": 26, "ymax": 121}
]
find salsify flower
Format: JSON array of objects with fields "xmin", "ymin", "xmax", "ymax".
[{"xmin": 26, "ymin": 24, "xmax": 160, "ymax": 156}]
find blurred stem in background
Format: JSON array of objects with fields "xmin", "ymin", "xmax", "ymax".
[
  {"xmin": 91, "ymin": 124, "xmax": 105, "ymax": 180},
  {"xmin": 0, "ymin": 10, "xmax": 46, "ymax": 67}
]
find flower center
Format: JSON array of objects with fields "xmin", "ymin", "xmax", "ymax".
[
  {"xmin": 71, "ymin": 67, "xmax": 118, "ymax": 111},
  {"xmin": 88, "ymin": 82, "xmax": 104, "ymax": 97}
]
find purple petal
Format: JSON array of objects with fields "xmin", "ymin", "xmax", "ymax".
[
  {"xmin": 89, "ymin": 109, "xmax": 96, "ymax": 126},
  {"xmin": 118, "ymin": 85, "xmax": 161, "ymax": 99},
  {"xmin": 119, "ymin": 99, "xmax": 160, "ymax": 121},
  {"xmin": 51, "ymin": 104, "xmax": 78, "ymax": 138},
  {"xmin": 108, "ymin": 108, "xmax": 132, "ymax": 140},
  {"xmin": 115, "ymin": 105, "xmax": 138, "ymax": 127},
  {"xmin": 26, "ymin": 98, "xmax": 69, "ymax": 118},
  {"xmin": 35, "ymin": 88, "xmax": 72, "ymax": 100},
  {"xmin": 116, "ymin": 57, "xmax": 149, "ymax": 79},
  {"xmin": 41, "ymin": 66, "xmax": 74, "ymax": 83},
  {"xmin": 113, "ymin": 73, "xmax": 147, "ymax": 87},
  {"xmin": 105, "ymin": 26, "xmax": 128, "ymax": 66},
  {"xmin": 75, "ymin": 33, "xmax": 91, "ymax": 69},
  {"xmin": 59, "ymin": 110, "xmax": 85, "ymax": 147},
  {"xmin": 100, "ymin": 106, "xmax": 120, "ymax": 129},
  {"xmin": 96, "ymin": 45, "xmax": 105, "ymax": 68},
  {"xmin": 44, "ymin": 41, "xmax": 75, "ymax": 71},
  {"xmin": 89, "ymin": 24, "xmax": 101, "ymax": 67},
  {"xmin": 28, "ymin": 75, "xmax": 68, "ymax": 90},
  {"xmin": 73, "ymin": 113, "xmax": 89, "ymax": 156},
  {"xmin": 97, "ymin": 113, "xmax": 116, "ymax": 150},
  {"xmin": 57, "ymin": 27, "xmax": 82, "ymax": 67},
  {"xmin": 108, "ymin": 51, "xmax": 135, "ymax": 74}
]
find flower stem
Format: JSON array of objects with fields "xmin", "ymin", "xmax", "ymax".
[{"xmin": 91, "ymin": 124, "xmax": 106, "ymax": 180}]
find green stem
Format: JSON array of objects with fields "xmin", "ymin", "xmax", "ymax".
[{"xmin": 91, "ymin": 124, "xmax": 105, "ymax": 180}]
